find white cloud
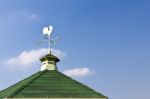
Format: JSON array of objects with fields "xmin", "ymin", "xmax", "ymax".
[
  {"xmin": 0, "ymin": 10, "xmax": 40, "ymax": 27},
  {"xmin": 51, "ymin": 49, "xmax": 66, "ymax": 59},
  {"xmin": 30, "ymin": 14, "xmax": 39, "ymax": 20},
  {"xmin": 3, "ymin": 48, "xmax": 65, "ymax": 70},
  {"xmin": 6, "ymin": 48, "xmax": 46, "ymax": 66},
  {"xmin": 63, "ymin": 67, "xmax": 94, "ymax": 77}
]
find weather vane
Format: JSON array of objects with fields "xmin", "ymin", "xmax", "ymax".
[
  {"xmin": 42, "ymin": 25, "xmax": 53, "ymax": 54},
  {"xmin": 37, "ymin": 25, "xmax": 60, "ymax": 55}
]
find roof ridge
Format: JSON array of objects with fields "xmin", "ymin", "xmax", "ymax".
[
  {"xmin": 59, "ymin": 71, "xmax": 108, "ymax": 98},
  {"xmin": 0, "ymin": 71, "xmax": 40, "ymax": 93},
  {"xmin": 7, "ymin": 70, "xmax": 47, "ymax": 98}
]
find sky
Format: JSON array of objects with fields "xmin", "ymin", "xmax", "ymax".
[{"xmin": 0, "ymin": 0, "xmax": 150, "ymax": 99}]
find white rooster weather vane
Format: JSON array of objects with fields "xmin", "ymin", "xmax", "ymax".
[
  {"xmin": 43, "ymin": 25, "xmax": 53, "ymax": 54},
  {"xmin": 41, "ymin": 25, "xmax": 60, "ymax": 54}
]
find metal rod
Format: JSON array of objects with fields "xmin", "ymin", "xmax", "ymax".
[{"xmin": 48, "ymin": 35, "xmax": 51, "ymax": 54}]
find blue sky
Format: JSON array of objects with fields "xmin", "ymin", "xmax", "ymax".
[{"xmin": 0, "ymin": 0, "xmax": 150, "ymax": 99}]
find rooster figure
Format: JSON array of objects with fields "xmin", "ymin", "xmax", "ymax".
[{"xmin": 43, "ymin": 25, "xmax": 53, "ymax": 36}]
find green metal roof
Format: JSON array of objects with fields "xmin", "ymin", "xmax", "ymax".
[{"xmin": 0, "ymin": 70, "xmax": 108, "ymax": 99}]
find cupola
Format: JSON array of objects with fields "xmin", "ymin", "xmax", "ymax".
[{"xmin": 40, "ymin": 54, "xmax": 60, "ymax": 71}]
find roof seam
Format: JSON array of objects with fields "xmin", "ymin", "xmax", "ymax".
[
  {"xmin": 60, "ymin": 71, "xmax": 107, "ymax": 97},
  {"xmin": 7, "ymin": 71, "xmax": 46, "ymax": 98},
  {"xmin": 0, "ymin": 71, "xmax": 42, "ymax": 98}
]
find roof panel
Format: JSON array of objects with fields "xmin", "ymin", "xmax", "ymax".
[{"xmin": 0, "ymin": 70, "xmax": 107, "ymax": 99}]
